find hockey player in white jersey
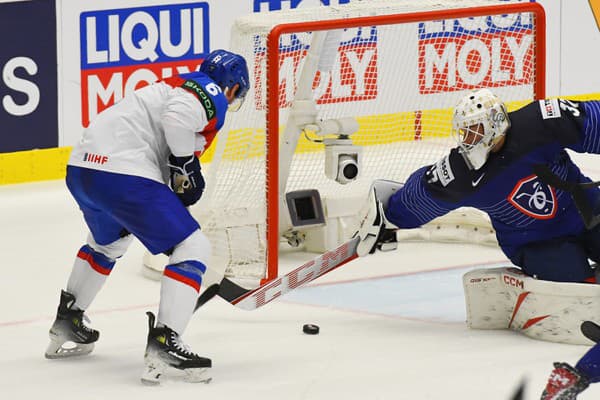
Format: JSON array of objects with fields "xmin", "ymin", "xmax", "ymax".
[
  {"xmin": 45, "ymin": 49, "xmax": 250, "ymax": 385},
  {"xmin": 355, "ymin": 89, "xmax": 600, "ymax": 399}
]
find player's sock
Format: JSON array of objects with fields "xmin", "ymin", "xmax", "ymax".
[
  {"xmin": 45, "ymin": 290, "xmax": 99, "ymax": 359},
  {"xmin": 141, "ymin": 311, "xmax": 211, "ymax": 385},
  {"xmin": 66, "ymin": 245, "xmax": 116, "ymax": 310},
  {"xmin": 541, "ymin": 362, "xmax": 590, "ymax": 400},
  {"xmin": 158, "ymin": 261, "xmax": 206, "ymax": 334}
]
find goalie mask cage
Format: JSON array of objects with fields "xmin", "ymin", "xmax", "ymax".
[{"xmin": 194, "ymin": 0, "xmax": 546, "ymax": 284}]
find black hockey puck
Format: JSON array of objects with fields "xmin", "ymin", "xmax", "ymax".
[{"xmin": 303, "ymin": 324, "xmax": 320, "ymax": 335}]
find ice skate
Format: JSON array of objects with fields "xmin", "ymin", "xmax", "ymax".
[
  {"xmin": 141, "ymin": 311, "xmax": 212, "ymax": 385},
  {"xmin": 541, "ymin": 362, "xmax": 590, "ymax": 400},
  {"xmin": 45, "ymin": 290, "xmax": 99, "ymax": 359}
]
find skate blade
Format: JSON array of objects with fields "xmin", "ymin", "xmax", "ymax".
[
  {"xmin": 141, "ymin": 363, "xmax": 163, "ymax": 386},
  {"xmin": 45, "ymin": 338, "xmax": 94, "ymax": 359},
  {"xmin": 184, "ymin": 368, "xmax": 212, "ymax": 384},
  {"xmin": 141, "ymin": 357, "xmax": 211, "ymax": 385},
  {"xmin": 141, "ymin": 372, "xmax": 211, "ymax": 386}
]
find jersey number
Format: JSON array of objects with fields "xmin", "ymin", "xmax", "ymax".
[
  {"xmin": 558, "ymin": 99, "xmax": 580, "ymax": 117},
  {"xmin": 205, "ymin": 83, "xmax": 222, "ymax": 96}
]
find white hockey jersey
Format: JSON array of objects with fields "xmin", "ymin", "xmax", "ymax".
[{"xmin": 69, "ymin": 72, "xmax": 228, "ymax": 184}]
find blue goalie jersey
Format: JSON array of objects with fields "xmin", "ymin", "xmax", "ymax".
[{"xmin": 386, "ymin": 99, "xmax": 600, "ymax": 259}]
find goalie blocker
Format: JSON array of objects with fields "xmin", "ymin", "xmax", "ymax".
[
  {"xmin": 464, "ymin": 266, "xmax": 600, "ymax": 345},
  {"xmin": 355, "ymin": 179, "xmax": 403, "ymax": 256}
]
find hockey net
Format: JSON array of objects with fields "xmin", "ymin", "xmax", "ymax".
[{"xmin": 147, "ymin": 0, "xmax": 545, "ymax": 284}]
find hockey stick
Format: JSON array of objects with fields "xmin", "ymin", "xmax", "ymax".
[
  {"xmin": 194, "ymin": 283, "xmax": 221, "ymax": 310},
  {"xmin": 195, "ymin": 236, "xmax": 359, "ymax": 311},
  {"xmin": 194, "ymin": 277, "xmax": 255, "ymax": 311},
  {"xmin": 533, "ymin": 164, "xmax": 600, "ymax": 229},
  {"xmin": 581, "ymin": 320, "xmax": 600, "ymax": 343},
  {"xmin": 509, "ymin": 379, "xmax": 526, "ymax": 400}
]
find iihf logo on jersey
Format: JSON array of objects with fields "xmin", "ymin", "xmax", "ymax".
[
  {"xmin": 507, "ymin": 175, "xmax": 557, "ymax": 219},
  {"xmin": 83, "ymin": 152, "xmax": 109, "ymax": 165}
]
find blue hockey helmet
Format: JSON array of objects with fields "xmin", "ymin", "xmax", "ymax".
[{"xmin": 200, "ymin": 49, "xmax": 250, "ymax": 111}]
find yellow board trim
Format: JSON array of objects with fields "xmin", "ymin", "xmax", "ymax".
[
  {"xmin": 2, "ymin": 93, "xmax": 600, "ymax": 185},
  {"xmin": 0, "ymin": 147, "xmax": 71, "ymax": 185}
]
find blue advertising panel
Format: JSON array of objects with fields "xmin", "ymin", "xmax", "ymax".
[
  {"xmin": 79, "ymin": 3, "xmax": 210, "ymax": 127},
  {"xmin": 0, "ymin": 0, "xmax": 58, "ymax": 152}
]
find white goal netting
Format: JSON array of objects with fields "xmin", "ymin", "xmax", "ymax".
[{"xmin": 146, "ymin": 0, "xmax": 545, "ymax": 283}]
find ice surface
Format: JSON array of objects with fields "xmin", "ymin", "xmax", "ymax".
[{"xmin": 0, "ymin": 151, "xmax": 598, "ymax": 399}]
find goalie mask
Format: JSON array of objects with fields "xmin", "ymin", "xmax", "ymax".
[
  {"xmin": 200, "ymin": 49, "xmax": 250, "ymax": 112},
  {"xmin": 452, "ymin": 89, "xmax": 510, "ymax": 170}
]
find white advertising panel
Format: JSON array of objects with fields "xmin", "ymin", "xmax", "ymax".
[
  {"xmin": 57, "ymin": 0, "xmax": 356, "ymax": 146},
  {"xmin": 0, "ymin": 0, "xmax": 592, "ymax": 148}
]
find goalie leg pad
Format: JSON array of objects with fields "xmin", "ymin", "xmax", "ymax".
[{"xmin": 464, "ymin": 267, "xmax": 600, "ymax": 344}]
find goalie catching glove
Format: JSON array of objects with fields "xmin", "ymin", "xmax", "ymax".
[
  {"xmin": 168, "ymin": 154, "xmax": 205, "ymax": 207},
  {"xmin": 355, "ymin": 180, "xmax": 403, "ymax": 257}
]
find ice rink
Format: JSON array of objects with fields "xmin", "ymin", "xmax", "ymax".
[{"xmin": 1, "ymin": 152, "xmax": 599, "ymax": 400}]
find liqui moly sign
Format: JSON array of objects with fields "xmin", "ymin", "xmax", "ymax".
[
  {"xmin": 254, "ymin": 26, "xmax": 378, "ymax": 109},
  {"xmin": 418, "ymin": 13, "xmax": 534, "ymax": 93},
  {"xmin": 79, "ymin": 3, "xmax": 210, "ymax": 126}
]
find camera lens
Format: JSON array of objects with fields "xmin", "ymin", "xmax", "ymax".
[
  {"xmin": 343, "ymin": 162, "xmax": 358, "ymax": 179},
  {"xmin": 338, "ymin": 155, "xmax": 358, "ymax": 182}
]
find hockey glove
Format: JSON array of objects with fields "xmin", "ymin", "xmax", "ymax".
[{"xmin": 168, "ymin": 154, "xmax": 205, "ymax": 207}]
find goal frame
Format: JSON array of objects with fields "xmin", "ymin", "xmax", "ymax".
[{"xmin": 262, "ymin": 2, "xmax": 546, "ymax": 282}]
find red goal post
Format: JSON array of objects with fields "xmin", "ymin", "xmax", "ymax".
[{"xmin": 178, "ymin": 1, "xmax": 547, "ymax": 285}]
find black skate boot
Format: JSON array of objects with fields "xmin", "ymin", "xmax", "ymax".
[
  {"xmin": 45, "ymin": 290, "xmax": 99, "ymax": 359},
  {"xmin": 141, "ymin": 311, "xmax": 212, "ymax": 385}
]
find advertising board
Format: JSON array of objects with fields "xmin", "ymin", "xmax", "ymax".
[{"xmin": 0, "ymin": 0, "xmax": 58, "ymax": 153}]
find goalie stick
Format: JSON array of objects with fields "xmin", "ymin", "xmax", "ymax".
[
  {"xmin": 195, "ymin": 236, "xmax": 359, "ymax": 311},
  {"xmin": 533, "ymin": 164, "xmax": 600, "ymax": 229}
]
